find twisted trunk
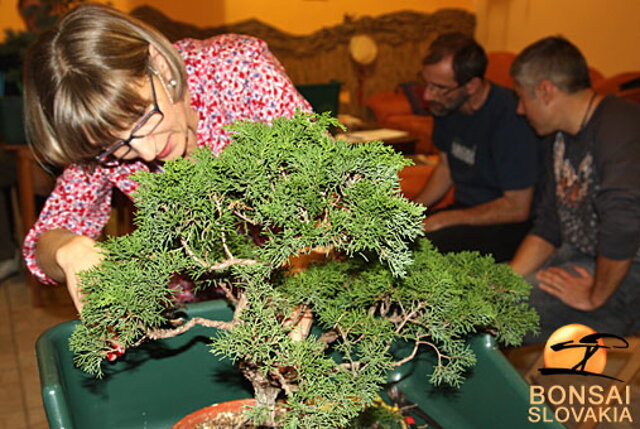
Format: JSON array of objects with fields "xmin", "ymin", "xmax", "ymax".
[{"xmin": 239, "ymin": 360, "xmax": 282, "ymax": 428}]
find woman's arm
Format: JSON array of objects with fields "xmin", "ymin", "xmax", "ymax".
[
  {"xmin": 36, "ymin": 229, "xmax": 103, "ymax": 311},
  {"xmin": 240, "ymin": 36, "xmax": 312, "ymax": 118},
  {"xmin": 27, "ymin": 162, "xmax": 149, "ymax": 310},
  {"xmin": 22, "ymin": 163, "xmax": 147, "ymax": 312},
  {"xmin": 23, "ymin": 162, "xmax": 146, "ymax": 285}
]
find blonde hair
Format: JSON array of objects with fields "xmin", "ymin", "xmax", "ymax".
[{"xmin": 23, "ymin": 3, "xmax": 187, "ymax": 167}]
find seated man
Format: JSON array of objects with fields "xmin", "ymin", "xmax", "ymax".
[
  {"xmin": 414, "ymin": 33, "xmax": 542, "ymax": 262},
  {"xmin": 509, "ymin": 36, "xmax": 640, "ymax": 343}
]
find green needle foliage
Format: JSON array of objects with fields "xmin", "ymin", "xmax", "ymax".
[
  {"xmin": 278, "ymin": 239, "xmax": 538, "ymax": 390},
  {"xmin": 68, "ymin": 112, "xmax": 537, "ymax": 428}
]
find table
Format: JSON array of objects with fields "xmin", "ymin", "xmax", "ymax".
[{"xmin": 335, "ymin": 126, "xmax": 418, "ymax": 155}]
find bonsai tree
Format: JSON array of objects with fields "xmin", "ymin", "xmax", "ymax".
[{"xmin": 70, "ymin": 112, "xmax": 538, "ymax": 428}]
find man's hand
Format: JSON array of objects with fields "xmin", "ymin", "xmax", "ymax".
[
  {"xmin": 422, "ymin": 210, "xmax": 458, "ymax": 232},
  {"xmin": 422, "ymin": 188, "xmax": 534, "ymax": 233},
  {"xmin": 536, "ymin": 265, "xmax": 596, "ymax": 311},
  {"xmin": 536, "ymin": 256, "xmax": 632, "ymax": 312}
]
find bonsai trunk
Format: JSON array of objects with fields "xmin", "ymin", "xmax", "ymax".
[{"xmin": 240, "ymin": 360, "xmax": 282, "ymax": 427}]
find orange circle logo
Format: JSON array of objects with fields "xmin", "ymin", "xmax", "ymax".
[{"xmin": 543, "ymin": 323, "xmax": 607, "ymax": 374}]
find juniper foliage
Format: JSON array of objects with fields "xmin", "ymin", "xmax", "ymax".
[
  {"xmin": 68, "ymin": 112, "xmax": 537, "ymax": 428},
  {"xmin": 278, "ymin": 239, "xmax": 539, "ymax": 389}
]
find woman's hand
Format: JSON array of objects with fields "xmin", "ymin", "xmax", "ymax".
[
  {"xmin": 47, "ymin": 232, "xmax": 126, "ymax": 360},
  {"xmin": 56, "ymin": 235, "xmax": 104, "ymax": 312},
  {"xmin": 34, "ymin": 230, "xmax": 104, "ymax": 313}
]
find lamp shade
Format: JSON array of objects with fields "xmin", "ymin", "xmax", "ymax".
[{"xmin": 349, "ymin": 34, "xmax": 378, "ymax": 66}]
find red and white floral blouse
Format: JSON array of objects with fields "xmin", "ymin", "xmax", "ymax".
[{"xmin": 23, "ymin": 34, "xmax": 311, "ymax": 284}]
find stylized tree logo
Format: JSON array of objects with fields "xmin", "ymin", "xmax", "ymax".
[{"xmin": 539, "ymin": 325, "xmax": 629, "ymax": 381}]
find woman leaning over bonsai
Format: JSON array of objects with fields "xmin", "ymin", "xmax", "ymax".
[{"xmin": 23, "ymin": 3, "xmax": 311, "ymax": 311}]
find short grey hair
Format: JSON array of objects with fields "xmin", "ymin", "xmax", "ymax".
[{"xmin": 510, "ymin": 36, "xmax": 591, "ymax": 94}]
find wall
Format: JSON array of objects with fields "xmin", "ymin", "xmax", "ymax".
[
  {"xmin": 218, "ymin": 0, "xmax": 473, "ymax": 35},
  {"xmin": 475, "ymin": 0, "xmax": 640, "ymax": 77},
  {"xmin": 0, "ymin": 0, "xmax": 23, "ymax": 35},
  {"xmin": 2, "ymin": 0, "xmax": 639, "ymax": 76},
  {"xmin": 125, "ymin": 0, "xmax": 475, "ymax": 34},
  {"xmin": 124, "ymin": 0, "xmax": 226, "ymax": 28},
  {"xmin": 0, "ymin": 0, "xmax": 473, "ymax": 34}
]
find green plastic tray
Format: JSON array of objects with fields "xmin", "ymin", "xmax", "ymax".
[
  {"xmin": 385, "ymin": 335, "xmax": 564, "ymax": 429},
  {"xmin": 37, "ymin": 299, "xmax": 563, "ymax": 429},
  {"xmin": 37, "ymin": 300, "xmax": 251, "ymax": 429}
]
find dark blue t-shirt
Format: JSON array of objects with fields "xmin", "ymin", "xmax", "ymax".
[{"xmin": 433, "ymin": 84, "xmax": 541, "ymax": 207}]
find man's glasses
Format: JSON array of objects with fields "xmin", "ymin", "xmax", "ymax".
[
  {"xmin": 422, "ymin": 80, "xmax": 465, "ymax": 96},
  {"xmin": 95, "ymin": 67, "xmax": 164, "ymax": 166},
  {"xmin": 417, "ymin": 72, "xmax": 469, "ymax": 96}
]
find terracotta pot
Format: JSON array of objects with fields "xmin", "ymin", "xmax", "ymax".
[{"xmin": 172, "ymin": 398, "xmax": 255, "ymax": 429}]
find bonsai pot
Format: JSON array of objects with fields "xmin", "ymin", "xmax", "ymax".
[{"xmin": 172, "ymin": 398, "xmax": 255, "ymax": 429}]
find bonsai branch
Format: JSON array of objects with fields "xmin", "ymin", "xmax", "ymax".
[
  {"xmin": 338, "ymin": 361, "xmax": 363, "ymax": 373},
  {"xmin": 218, "ymin": 281, "xmax": 238, "ymax": 303},
  {"xmin": 283, "ymin": 304, "xmax": 312, "ymax": 341},
  {"xmin": 370, "ymin": 296, "xmax": 392, "ymax": 318},
  {"xmin": 212, "ymin": 194, "xmax": 236, "ymax": 260},
  {"xmin": 233, "ymin": 209, "xmax": 258, "ymax": 225},
  {"xmin": 270, "ymin": 368, "xmax": 299, "ymax": 396},
  {"xmin": 233, "ymin": 293, "xmax": 248, "ymax": 322},
  {"xmin": 146, "ymin": 317, "xmax": 238, "ymax": 340},
  {"xmin": 392, "ymin": 339, "xmax": 450, "ymax": 368},
  {"xmin": 318, "ymin": 329, "xmax": 338, "ymax": 348},
  {"xmin": 180, "ymin": 236, "xmax": 258, "ymax": 271},
  {"xmin": 396, "ymin": 302, "xmax": 425, "ymax": 333}
]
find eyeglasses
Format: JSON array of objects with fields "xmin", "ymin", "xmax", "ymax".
[
  {"xmin": 422, "ymin": 80, "xmax": 466, "ymax": 96},
  {"xmin": 95, "ymin": 67, "xmax": 165, "ymax": 166},
  {"xmin": 417, "ymin": 71, "xmax": 469, "ymax": 96}
]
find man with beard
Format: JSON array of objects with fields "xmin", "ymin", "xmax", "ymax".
[{"xmin": 414, "ymin": 33, "xmax": 542, "ymax": 262}]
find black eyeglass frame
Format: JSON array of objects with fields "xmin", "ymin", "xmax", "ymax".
[
  {"xmin": 94, "ymin": 67, "xmax": 164, "ymax": 166},
  {"xmin": 422, "ymin": 79, "xmax": 469, "ymax": 96},
  {"xmin": 417, "ymin": 70, "xmax": 473, "ymax": 96}
]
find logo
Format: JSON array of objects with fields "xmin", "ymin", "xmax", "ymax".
[
  {"xmin": 540, "ymin": 323, "xmax": 628, "ymax": 381},
  {"xmin": 450, "ymin": 139, "xmax": 476, "ymax": 166},
  {"xmin": 527, "ymin": 324, "xmax": 633, "ymax": 425}
]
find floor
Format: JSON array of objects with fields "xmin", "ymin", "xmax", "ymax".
[
  {"xmin": 2, "ymin": 267, "xmax": 640, "ymax": 429},
  {"xmin": 0, "ymin": 271, "xmax": 76, "ymax": 429}
]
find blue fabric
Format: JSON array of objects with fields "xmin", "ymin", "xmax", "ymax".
[
  {"xmin": 425, "ymin": 202, "xmax": 532, "ymax": 262},
  {"xmin": 433, "ymin": 84, "xmax": 543, "ymax": 207},
  {"xmin": 522, "ymin": 244, "xmax": 640, "ymax": 345}
]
